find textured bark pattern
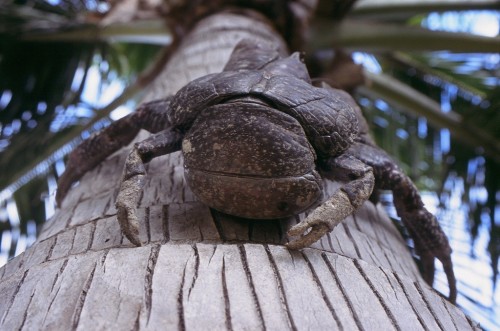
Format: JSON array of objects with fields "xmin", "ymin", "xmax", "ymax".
[{"xmin": 0, "ymin": 12, "xmax": 477, "ymax": 330}]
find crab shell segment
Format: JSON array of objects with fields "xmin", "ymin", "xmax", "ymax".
[
  {"xmin": 182, "ymin": 98, "xmax": 323, "ymax": 219},
  {"xmin": 170, "ymin": 55, "xmax": 359, "ymax": 160}
]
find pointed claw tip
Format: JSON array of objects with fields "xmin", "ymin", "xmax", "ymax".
[
  {"xmin": 124, "ymin": 231, "xmax": 142, "ymax": 247},
  {"xmin": 130, "ymin": 238, "xmax": 142, "ymax": 247},
  {"xmin": 55, "ymin": 193, "xmax": 64, "ymax": 208},
  {"xmin": 125, "ymin": 228, "xmax": 142, "ymax": 246},
  {"xmin": 286, "ymin": 241, "xmax": 305, "ymax": 250},
  {"xmin": 116, "ymin": 206, "xmax": 142, "ymax": 247}
]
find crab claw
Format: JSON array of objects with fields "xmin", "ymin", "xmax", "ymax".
[
  {"xmin": 404, "ymin": 210, "xmax": 457, "ymax": 303},
  {"xmin": 287, "ymin": 221, "xmax": 330, "ymax": 249},
  {"xmin": 115, "ymin": 148, "xmax": 146, "ymax": 247},
  {"xmin": 116, "ymin": 202, "xmax": 142, "ymax": 246},
  {"xmin": 286, "ymin": 190, "xmax": 354, "ymax": 249}
]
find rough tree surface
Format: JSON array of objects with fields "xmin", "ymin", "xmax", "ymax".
[{"xmin": 0, "ymin": 12, "xmax": 477, "ymax": 331}]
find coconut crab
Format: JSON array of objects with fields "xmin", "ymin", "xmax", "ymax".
[{"xmin": 56, "ymin": 40, "xmax": 456, "ymax": 302}]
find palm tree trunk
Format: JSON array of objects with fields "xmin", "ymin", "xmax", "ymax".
[{"xmin": 0, "ymin": 10, "xmax": 477, "ymax": 330}]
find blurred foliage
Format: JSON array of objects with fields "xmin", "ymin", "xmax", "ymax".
[
  {"xmin": 0, "ymin": 40, "xmax": 94, "ymax": 187},
  {"xmin": 0, "ymin": 40, "xmax": 161, "ymax": 189},
  {"xmin": 0, "ymin": 0, "xmax": 102, "ymax": 35},
  {"xmin": 0, "ymin": 0, "xmax": 161, "ymax": 256}
]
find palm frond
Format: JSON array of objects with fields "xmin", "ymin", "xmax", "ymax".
[
  {"xmin": 351, "ymin": 0, "xmax": 500, "ymax": 19},
  {"xmin": 360, "ymin": 71, "xmax": 500, "ymax": 162},
  {"xmin": 309, "ymin": 19, "xmax": 500, "ymax": 52},
  {"xmin": 0, "ymin": 42, "xmax": 171, "ymax": 194},
  {"xmin": 386, "ymin": 52, "xmax": 495, "ymax": 98}
]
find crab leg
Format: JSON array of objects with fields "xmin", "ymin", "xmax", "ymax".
[
  {"xmin": 56, "ymin": 114, "xmax": 141, "ymax": 206},
  {"xmin": 56, "ymin": 98, "xmax": 174, "ymax": 205},
  {"xmin": 348, "ymin": 141, "xmax": 457, "ymax": 303},
  {"xmin": 287, "ymin": 154, "xmax": 375, "ymax": 249},
  {"xmin": 116, "ymin": 128, "xmax": 183, "ymax": 246}
]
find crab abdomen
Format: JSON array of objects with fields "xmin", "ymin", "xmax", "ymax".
[
  {"xmin": 183, "ymin": 99, "xmax": 323, "ymax": 218},
  {"xmin": 185, "ymin": 169, "xmax": 322, "ymax": 219}
]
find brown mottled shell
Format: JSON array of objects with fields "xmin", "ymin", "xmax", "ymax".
[
  {"xmin": 183, "ymin": 98, "xmax": 323, "ymax": 219},
  {"xmin": 170, "ymin": 54, "xmax": 359, "ymax": 159}
]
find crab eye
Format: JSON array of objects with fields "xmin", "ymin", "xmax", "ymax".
[{"xmin": 277, "ymin": 201, "xmax": 289, "ymax": 212}]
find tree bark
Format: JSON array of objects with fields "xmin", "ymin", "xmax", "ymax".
[{"xmin": 0, "ymin": 11, "xmax": 477, "ymax": 330}]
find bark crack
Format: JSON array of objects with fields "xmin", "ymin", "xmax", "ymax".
[
  {"xmin": 68, "ymin": 227, "xmax": 76, "ymax": 253},
  {"xmin": 335, "ymin": 235, "xmax": 344, "ymax": 254},
  {"xmin": 351, "ymin": 214, "xmax": 363, "ymax": 232},
  {"xmin": 100, "ymin": 250, "xmax": 109, "ymax": 274},
  {"xmin": 326, "ymin": 233, "xmax": 335, "ymax": 252},
  {"xmin": 44, "ymin": 236, "xmax": 58, "ymax": 263},
  {"xmin": 378, "ymin": 267, "xmax": 400, "ymax": 299},
  {"xmin": 342, "ymin": 223, "xmax": 361, "ymax": 259},
  {"xmin": 392, "ymin": 272, "xmax": 429, "ymax": 331},
  {"xmin": 162, "ymin": 205, "xmax": 170, "ymax": 244},
  {"xmin": 208, "ymin": 245, "xmax": 217, "ymax": 265},
  {"xmin": 177, "ymin": 262, "xmax": 187, "ymax": 331},
  {"xmin": 353, "ymin": 259, "xmax": 401, "ymax": 331},
  {"xmin": 413, "ymin": 281, "xmax": 446, "ymax": 331},
  {"xmin": 321, "ymin": 253, "xmax": 363, "ymax": 331},
  {"xmin": 19, "ymin": 288, "xmax": 36, "ymax": 330},
  {"xmin": 145, "ymin": 244, "xmax": 161, "ymax": 323},
  {"xmin": 440, "ymin": 296, "xmax": 459, "ymax": 331},
  {"xmin": 187, "ymin": 245, "xmax": 199, "ymax": 299},
  {"xmin": 103, "ymin": 196, "xmax": 111, "ymax": 216},
  {"xmin": 221, "ymin": 257, "xmax": 233, "ymax": 331},
  {"xmin": 167, "ymin": 166, "xmax": 175, "ymax": 201},
  {"xmin": 71, "ymin": 262, "xmax": 97, "ymax": 330},
  {"xmin": 264, "ymin": 245, "xmax": 296, "ymax": 331},
  {"xmin": 145, "ymin": 207, "xmax": 151, "ymax": 243},
  {"xmin": 86, "ymin": 222, "xmax": 96, "ymax": 252},
  {"xmin": 301, "ymin": 252, "xmax": 342, "ymax": 329},
  {"xmin": 381, "ymin": 249, "xmax": 397, "ymax": 272},
  {"xmin": 43, "ymin": 258, "xmax": 73, "ymax": 327},
  {"xmin": 366, "ymin": 241, "xmax": 383, "ymax": 266},
  {"xmin": 44, "ymin": 282, "xmax": 63, "ymax": 327},
  {"xmin": 238, "ymin": 245, "xmax": 265, "ymax": 330},
  {"xmin": 50, "ymin": 258, "xmax": 69, "ymax": 293},
  {"xmin": 64, "ymin": 200, "xmax": 79, "ymax": 229},
  {"xmin": 1, "ymin": 269, "xmax": 29, "ymax": 325}
]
